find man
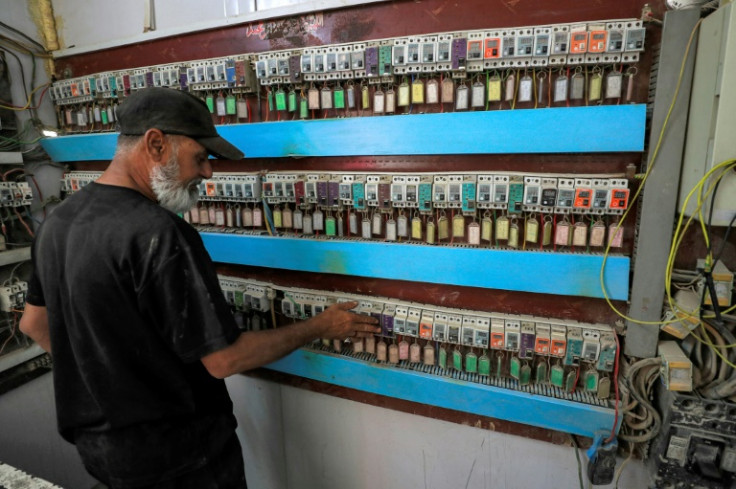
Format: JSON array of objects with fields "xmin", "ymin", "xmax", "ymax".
[{"xmin": 19, "ymin": 87, "xmax": 380, "ymax": 489}]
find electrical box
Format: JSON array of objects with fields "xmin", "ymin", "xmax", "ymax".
[
  {"xmin": 658, "ymin": 341, "xmax": 692, "ymax": 392},
  {"xmin": 697, "ymin": 259, "xmax": 734, "ymax": 307},
  {"xmin": 680, "ymin": 3, "xmax": 736, "ymax": 225}
]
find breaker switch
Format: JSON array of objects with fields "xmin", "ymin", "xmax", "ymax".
[{"xmin": 692, "ymin": 441, "xmax": 723, "ymax": 480}]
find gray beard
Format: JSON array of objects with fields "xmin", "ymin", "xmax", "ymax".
[{"xmin": 150, "ymin": 156, "xmax": 201, "ymax": 214}]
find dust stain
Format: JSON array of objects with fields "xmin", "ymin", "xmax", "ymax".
[
  {"xmin": 329, "ymin": 14, "xmax": 376, "ymax": 45},
  {"xmin": 431, "ymin": 0, "xmax": 449, "ymax": 16},
  {"xmin": 502, "ymin": 0, "xmax": 521, "ymax": 13},
  {"xmin": 26, "ymin": 0, "xmax": 59, "ymax": 77}
]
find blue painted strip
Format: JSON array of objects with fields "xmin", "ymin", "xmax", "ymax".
[
  {"xmin": 266, "ymin": 349, "xmax": 620, "ymax": 438},
  {"xmin": 40, "ymin": 105, "xmax": 645, "ymax": 162},
  {"xmin": 202, "ymin": 233, "xmax": 629, "ymax": 300},
  {"xmin": 41, "ymin": 132, "xmax": 119, "ymax": 162}
]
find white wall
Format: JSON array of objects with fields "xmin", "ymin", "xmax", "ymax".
[
  {"xmin": 50, "ymin": 0, "xmax": 387, "ymax": 57},
  {"xmin": 227, "ymin": 376, "xmax": 654, "ymax": 489}
]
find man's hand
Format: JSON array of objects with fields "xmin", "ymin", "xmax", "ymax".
[
  {"xmin": 19, "ymin": 304, "xmax": 51, "ymax": 353},
  {"xmin": 202, "ymin": 301, "xmax": 380, "ymax": 378},
  {"xmin": 314, "ymin": 301, "xmax": 381, "ymax": 340}
]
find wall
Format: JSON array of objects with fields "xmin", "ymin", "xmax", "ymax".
[
  {"xmin": 51, "ymin": 0, "xmax": 388, "ymax": 57},
  {"xmin": 227, "ymin": 375, "xmax": 652, "ymax": 489}
]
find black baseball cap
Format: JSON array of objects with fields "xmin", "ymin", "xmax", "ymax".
[{"xmin": 116, "ymin": 87, "xmax": 244, "ymax": 160}]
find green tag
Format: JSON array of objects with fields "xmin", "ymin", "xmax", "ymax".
[
  {"xmin": 110, "ymin": 76, "xmax": 117, "ymax": 91},
  {"xmin": 267, "ymin": 92, "xmax": 274, "ymax": 111},
  {"xmin": 234, "ymin": 292, "xmax": 244, "ymax": 309},
  {"xmin": 452, "ymin": 349, "xmax": 463, "ymax": 370},
  {"xmin": 226, "ymin": 95, "xmax": 237, "ymax": 115},
  {"xmin": 565, "ymin": 370, "xmax": 577, "ymax": 392},
  {"xmin": 325, "ymin": 216, "xmax": 336, "ymax": 236},
  {"xmin": 101, "ymin": 109, "xmax": 109, "ymax": 125},
  {"xmin": 478, "ymin": 354, "xmax": 490, "ymax": 376},
  {"xmin": 275, "ymin": 90, "xmax": 286, "ymax": 111},
  {"xmin": 519, "ymin": 364, "xmax": 531, "ymax": 386},
  {"xmin": 510, "ymin": 356, "xmax": 521, "ymax": 380},
  {"xmin": 535, "ymin": 361, "xmax": 548, "ymax": 384},
  {"xmin": 465, "ymin": 352, "xmax": 478, "ymax": 373},
  {"xmin": 438, "ymin": 346, "xmax": 447, "ymax": 369},
  {"xmin": 299, "ymin": 98, "xmax": 308, "ymax": 119},
  {"xmin": 585, "ymin": 370, "xmax": 599, "ymax": 392},
  {"xmin": 550, "ymin": 365, "xmax": 565, "ymax": 388},
  {"xmin": 334, "ymin": 88, "xmax": 345, "ymax": 109},
  {"xmin": 89, "ymin": 77, "xmax": 96, "ymax": 93},
  {"xmin": 205, "ymin": 95, "xmax": 214, "ymax": 113},
  {"xmin": 288, "ymin": 91, "xmax": 297, "ymax": 112}
]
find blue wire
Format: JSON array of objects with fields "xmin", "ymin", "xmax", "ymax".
[{"xmin": 261, "ymin": 198, "xmax": 276, "ymax": 233}]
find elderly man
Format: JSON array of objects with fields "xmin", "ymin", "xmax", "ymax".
[{"xmin": 20, "ymin": 88, "xmax": 379, "ymax": 489}]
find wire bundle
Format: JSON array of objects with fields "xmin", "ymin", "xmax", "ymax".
[
  {"xmin": 0, "ymin": 20, "xmax": 53, "ymax": 159},
  {"xmin": 618, "ymin": 357, "xmax": 662, "ymax": 444}
]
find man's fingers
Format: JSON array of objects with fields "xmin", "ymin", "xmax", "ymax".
[
  {"xmin": 333, "ymin": 301, "xmax": 359, "ymax": 311},
  {"xmin": 348, "ymin": 312, "xmax": 379, "ymax": 324}
]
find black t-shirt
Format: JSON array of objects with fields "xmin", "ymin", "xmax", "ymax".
[{"xmin": 27, "ymin": 182, "xmax": 241, "ymax": 482}]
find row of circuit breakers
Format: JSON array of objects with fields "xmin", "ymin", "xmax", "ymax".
[
  {"xmin": 62, "ymin": 172, "xmax": 631, "ymax": 216},
  {"xmin": 219, "ymin": 275, "xmax": 617, "ymax": 397},
  {"xmin": 0, "ymin": 182, "xmax": 33, "ymax": 208},
  {"xmin": 49, "ymin": 18, "xmax": 645, "ymax": 105}
]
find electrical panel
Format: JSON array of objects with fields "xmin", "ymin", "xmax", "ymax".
[
  {"xmin": 62, "ymin": 171, "xmax": 630, "ymax": 251},
  {"xmin": 218, "ymin": 274, "xmax": 617, "ymax": 402},
  {"xmin": 650, "ymin": 388, "xmax": 736, "ymax": 489},
  {"xmin": 48, "ymin": 17, "xmax": 645, "ymax": 135},
  {"xmin": 45, "ymin": 9, "xmax": 664, "ymax": 488}
]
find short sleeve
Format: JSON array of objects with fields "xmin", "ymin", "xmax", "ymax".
[
  {"xmin": 136, "ymin": 233, "xmax": 240, "ymax": 363},
  {"xmin": 26, "ymin": 241, "xmax": 46, "ymax": 307},
  {"xmin": 26, "ymin": 267, "xmax": 45, "ymax": 306}
]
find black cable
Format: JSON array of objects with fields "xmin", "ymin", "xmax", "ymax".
[
  {"xmin": 2, "ymin": 49, "xmax": 30, "ymax": 105},
  {"xmin": 706, "ymin": 177, "xmax": 722, "ymax": 256},
  {"xmin": 0, "ymin": 21, "xmax": 46, "ymax": 52},
  {"xmin": 0, "ymin": 47, "xmax": 44, "ymax": 130},
  {"xmin": 704, "ymin": 270, "xmax": 723, "ymax": 324}
]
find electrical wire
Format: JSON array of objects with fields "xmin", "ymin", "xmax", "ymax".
[
  {"xmin": 0, "ymin": 315, "xmax": 18, "ymax": 355},
  {"xmin": 0, "ymin": 83, "xmax": 50, "ymax": 111},
  {"xmin": 605, "ymin": 331, "xmax": 621, "ymax": 444},
  {"xmin": 570, "ymin": 435, "xmax": 585, "ymax": 489},
  {"xmin": 614, "ymin": 443, "xmax": 634, "ymax": 489},
  {"xmin": 665, "ymin": 160, "xmax": 736, "ymax": 321},
  {"xmin": 0, "ymin": 22, "xmax": 47, "ymax": 52},
  {"xmin": 599, "ymin": 19, "xmax": 704, "ymax": 324},
  {"xmin": 618, "ymin": 357, "xmax": 662, "ymax": 443}
]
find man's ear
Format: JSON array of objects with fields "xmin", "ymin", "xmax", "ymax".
[{"xmin": 143, "ymin": 128, "xmax": 166, "ymax": 162}]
